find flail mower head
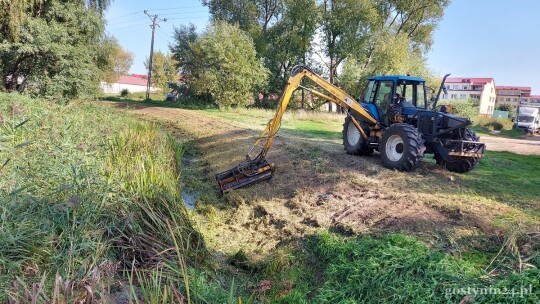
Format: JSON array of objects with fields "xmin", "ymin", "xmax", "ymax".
[{"xmin": 216, "ymin": 156, "xmax": 275, "ymax": 193}]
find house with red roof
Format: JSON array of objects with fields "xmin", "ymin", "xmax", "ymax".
[
  {"xmin": 100, "ymin": 75, "xmax": 157, "ymax": 94},
  {"xmin": 441, "ymin": 77, "xmax": 497, "ymax": 115}
]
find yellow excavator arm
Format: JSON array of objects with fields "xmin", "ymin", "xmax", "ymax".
[{"xmin": 216, "ymin": 66, "xmax": 378, "ymax": 192}]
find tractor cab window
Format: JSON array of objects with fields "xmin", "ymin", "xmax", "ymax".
[
  {"xmin": 363, "ymin": 80, "xmax": 376, "ymax": 102},
  {"xmin": 395, "ymin": 81, "xmax": 427, "ymax": 109},
  {"xmin": 374, "ymin": 80, "xmax": 394, "ymax": 114},
  {"xmin": 416, "ymin": 84, "xmax": 426, "ymax": 109}
]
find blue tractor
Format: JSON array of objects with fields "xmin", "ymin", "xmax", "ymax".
[
  {"xmin": 217, "ymin": 66, "xmax": 485, "ymax": 192},
  {"xmin": 343, "ymin": 73, "xmax": 485, "ymax": 173}
]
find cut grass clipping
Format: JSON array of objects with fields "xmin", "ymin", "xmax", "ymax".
[{"xmin": 0, "ymin": 93, "xmax": 228, "ymax": 302}]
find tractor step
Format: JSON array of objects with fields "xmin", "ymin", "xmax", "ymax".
[{"xmin": 216, "ymin": 157, "xmax": 274, "ymax": 193}]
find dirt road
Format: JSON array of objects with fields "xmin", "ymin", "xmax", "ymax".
[
  {"xmin": 481, "ymin": 135, "xmax": 540, "ymax": 155},
  {"xmin": 107, "ymin": 102, "xmax": 538, "ymax": 260}
]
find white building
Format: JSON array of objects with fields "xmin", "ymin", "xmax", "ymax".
[
  {"xmin": 441, "ymin": 77, "xmax": 497, "ymax": 115},
  {"xmin": 100, "ymin": 75, "xmax": 158, "ymax": 94}
]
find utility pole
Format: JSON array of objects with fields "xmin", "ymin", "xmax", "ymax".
[{"xmin": 144, "ymin": 10, "xmax": 166, "ymax": 100}]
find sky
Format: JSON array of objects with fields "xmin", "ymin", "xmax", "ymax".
[{"xmin": 105, "ymin": 0, "xmax": 540, "ymax": 93}]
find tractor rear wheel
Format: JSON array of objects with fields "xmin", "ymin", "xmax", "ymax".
[
  {"xmin": 435, "ymin": 128, "xmax": 480, "ymax": 173},
  {"xmin": 380, "ymin": 123, "xmax": 425, "ymax": 171},
  {"xmin": 342, "ymin": 116, "xmax": 374, "ymax": 156}
]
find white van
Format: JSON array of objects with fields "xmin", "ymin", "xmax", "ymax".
[{"xmin": 515, "ymin": 106, "xmax": 540, "ymax": 134}]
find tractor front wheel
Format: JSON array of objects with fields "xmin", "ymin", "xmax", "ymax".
[
  {"xmin": 380, "ymin": 123, "xmax": 425, "ymax": 171},
  {"xmin": 342, "ymin": 116, "xmax": 374, "ymax": 156}
]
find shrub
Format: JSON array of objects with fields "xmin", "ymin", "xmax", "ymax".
[
  {"xmin": 496, "ymin": 103, "xmax": 512, "ymax": 112},
  {"xmin": 442, "ymin": 100, "xmax": 479, "ymax": 118},
  {"xmin": 120, "ymin": 88, "xmax": 129, "ymax": 97},
  {"xmin": 189, "ymin": 21, "xmax": 269, "ymax": 108},
  {"xmin": 474, "ymin": 116, "xmax": 514, "ymax": 131}
]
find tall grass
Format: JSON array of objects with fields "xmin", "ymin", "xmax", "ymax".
[{"xmin": 0, "ymin": 93, "xmax": 217, "ymax": 302}]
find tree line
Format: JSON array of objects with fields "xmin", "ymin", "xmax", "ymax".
[
  {"xmin": 170, "ymin": 0, "xmax": 449, "ymax": 109},
  {"xmin": 1, "ymin": 0, "xmax": 449, "ymax": 105}
]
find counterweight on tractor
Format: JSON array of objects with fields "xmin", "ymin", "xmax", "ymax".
[{"xmin": 216, "ymin": 66, "xmax": 485, "ymax": 192}]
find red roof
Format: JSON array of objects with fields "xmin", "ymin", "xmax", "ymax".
[
  {"xmin": 524, "ymin": 95, "xmax": 540, "ymax": 98},
  {"xmin": 495, "ymin": 85, "xmax": 531, "ymax": 91},
  {"xmin": 116, "ymin": 75, "xmax": 148, "ymax": 86},
  {"xmin": 445, "ymin": 77, "xmax": 494, "ymax": 84}
]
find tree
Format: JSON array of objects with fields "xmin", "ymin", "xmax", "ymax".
[
  {"xmin": 144, "ymin": 51, "xmax": 178, "ymax": 91},
  {"xmin": 97, "ymin": 36, "xmax": 134, "ymax": 83},
  {"xmin": 187, "ymin": 21, "xmax": 269, "ymax": 108},
  {"xmin": 170, "ymin": 23, "xmax": 198, "ymax": 76},
  {"xmin": 202, "ymin": 0, "xmax": 318, "ymax": 101},
  {"xmin": 319, "ymin": 0, "xmax": 448, "ymax": 111},
  {"xmin": 0, "ymin": 0, "xmax": 110, "ymax": 99}
]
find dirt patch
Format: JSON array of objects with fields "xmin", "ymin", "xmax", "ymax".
[{"xmin": 482, "ymin": 135, "xmax": 540, "ymax": 155}]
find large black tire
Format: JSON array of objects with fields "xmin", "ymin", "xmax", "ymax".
[
  {"xmin": 342, "ymin": 116, "xmax": 374, "ymax": 156},
  {"xmin": 435, "ymin": 128, "xmax": 481, "ymax": 173},
  {"xmin": 380, "ymin": 123, "xmax": 426, "ymax": 171}
]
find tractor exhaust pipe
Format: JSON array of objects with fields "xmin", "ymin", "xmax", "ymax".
[
  {"xmin": 216, "ymin": 156, "xmax": 275, "ymax": 193},
  {"xmin": 432, "ymin": 73, "xmax": 451, "ymax": 110}
]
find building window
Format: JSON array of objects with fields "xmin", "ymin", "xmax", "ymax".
[
  {"xmin": 513, "ymin": 105, "xmax": 517, "ymax": 108},
  {"xmin": 506, "ymin": 98, "xmax": 510, "ymax": 102},
  {"xmin": 442, "ymin": 94, "xmax": 448, "ymax": 99},
  {"xmin": 460, "ymin": 94, "xmax": 467, "ymax": 99},
  {"xmin": 462, "ymin": 85, "xmax": 469, "ymax": 90},
  {"xmin": 452, "ymin": 85, "xmax": 458, "ymax": 90},
  {"xmin": 451, "ymin": 94, "xmax": 457, "ymax": 99}
]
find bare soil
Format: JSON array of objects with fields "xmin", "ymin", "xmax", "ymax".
[
  {"xmin": 481, "ymin": 134, "xmax": 540, "ymax": 155},
  {"xmin": 107, "ymin": 102, "xmax": 538, "ymax": 260}
]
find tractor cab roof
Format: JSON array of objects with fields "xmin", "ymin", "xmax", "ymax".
[{"xmin": 368, "ymin": 75, "xmax": 425, "ymax": 83}]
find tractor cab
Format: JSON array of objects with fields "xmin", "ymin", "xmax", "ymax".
[{"xmin": 361, "ymin": 76, "xmax": 427, "ymax": 126}]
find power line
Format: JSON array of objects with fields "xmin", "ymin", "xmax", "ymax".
[
  {"xmin": 165, "ymin": 16, "xmax": 209, "ymax": 21},
  {"xmin": 155, "ymin": 29, "xmax": 171, "ymax": 44},
  {"xmin": 108, "ymin": 22, "xmax": 149, "ymax": 31},
  {"xmin": 158, "ymin": 10, "xmax": 208, "ymax": 16},
  {"xmin": 108, "ymin": 10, "xmax": 144, "ymax": 20},
  {"xmin": 108, "ymin": 5, "xmax": 204, "ymax": 20},
  {"xmin": 108, "ymin": 16, "xmax": 147, "ymax": 26},
  {"xmin": 156, "ymin": 27, "xmax": 171, "ymax": 38},
  {"xmin": 145, "ymin": 5, "xmax": 204, "ymax": 12}
]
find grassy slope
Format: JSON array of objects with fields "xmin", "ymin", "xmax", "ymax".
[{"xmin": 0, "ymin": 94, "xmax": 232, "ymax": 302}]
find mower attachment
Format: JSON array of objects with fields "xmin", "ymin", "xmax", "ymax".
[{"xmin": 216, "ymin": 157, "xmax": 274, "ymax": 193}]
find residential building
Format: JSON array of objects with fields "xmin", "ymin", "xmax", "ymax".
[
  {"xmin": 100, "ymin": 75, "xmax": 157, "ymax": 94},
  {"xmin": 441, "ymin": 77, "xmax": 497, "ymax": 115},
  {"xmin": 524, "ymin": 95, "xmax": 540, "ymax": 106},
  {"xmin": 494, "ymin": 86, "xmax": 540, "ymax": 109}
]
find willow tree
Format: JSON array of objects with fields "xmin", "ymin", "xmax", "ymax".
[
  {"xmin": 334, "ymin": 0, "xmax": 449, "ymax": 98},
  {"xmin": 0, "ymin": 0, "xmax": 111, "ymax": 98}
]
